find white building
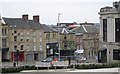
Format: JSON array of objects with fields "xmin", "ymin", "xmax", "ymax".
[
  {"xmin": 0, "ymin": 16, "xmax": 1, "ymax": 62},
  {"xmin": 98, "ymin": 1, "xmax": 120, "ymax": 63}
]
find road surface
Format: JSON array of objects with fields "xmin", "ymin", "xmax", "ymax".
[{"xmin": 2, "ymin": 68, "xmax": 119, "ymax": 74}]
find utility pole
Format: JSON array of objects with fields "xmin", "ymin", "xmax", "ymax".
[{"xmin": 58, "ymin": 13, "xmax": 62, "ymax": 61}]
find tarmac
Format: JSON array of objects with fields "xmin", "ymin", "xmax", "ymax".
[{"xmin": 21, "ymin": 68, "xmax": 119, "ymax": 72}]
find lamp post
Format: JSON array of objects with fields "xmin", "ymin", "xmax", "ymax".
[
  {"xmin": 10, "ymin": 25, "xmax": 16, "ymax": 67},
  {"xmin": 58, "ymin": 13, "xmax": 62, "ymax": 61}
]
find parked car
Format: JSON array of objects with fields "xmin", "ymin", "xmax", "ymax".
[{"xmin": 42, "ymin": 57, "xmax": 53, "ymax": 62}]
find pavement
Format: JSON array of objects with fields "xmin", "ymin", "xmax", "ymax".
[{"xmin": 21, "ymin": 68, "xmax": 119, "ymax": 72}]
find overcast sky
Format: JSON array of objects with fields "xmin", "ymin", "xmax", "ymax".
[{"xmin": 1, "ymin": 0, "xmax": 119, "ymax": 25}]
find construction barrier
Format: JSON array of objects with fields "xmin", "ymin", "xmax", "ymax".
[
  {"xmin": 52, "ymin": 61, "xmax": 69, "ymax": 67},
  {"xmin": 35, "ymin": 62, "xmax": 51, "ymax": 70}
]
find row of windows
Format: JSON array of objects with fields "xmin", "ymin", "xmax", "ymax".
[
  {"xmin": 12, "ymin": 31, "xmax": 42, "ymax": 37},
  {"xmin": 103, "ymin": 19, "xmax": 107, "ymax": 41},
  {"xmin": 115, "ymin": 18, "xmax": 120, "ymax": 42},
  {"xmin": 2, "ymin": 39, "xmax": 7, "ymax": 47},
  {"xmin": 2, "ymin": 29, "xmax": 7, "ymax": 35},
  {"xmin": 13, "ymin": 36, "xmax": 42, "ymax": 42},
  {"xmin": 14, "ymin": 44, "xmax": 42, "ymax": 51},
  {"xmin": 102, "ymin": 18, "xmax": 120, "ymax": 42},
  {"xmin": 46, "ymin": 33, "xmax": 57, "ymax": 39}
]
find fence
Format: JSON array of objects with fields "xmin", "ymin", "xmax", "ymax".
[
  {"xmin": 52, "ymin": 61, "xmax": 69, "ymax": 67},
  {"xmin": 35, "ymin": 62, "xmax": 51, "ymax": 70},
  {"xmin": 35, "ymin": 61, "xmax": 69, "ymax": 69}
]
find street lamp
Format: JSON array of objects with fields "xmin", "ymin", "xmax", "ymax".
[
  {"xmin": 58, "ymin": 13, "xmax": 62, "ymax": 61},
  {"xmin": 10, "ymin": 25, "xmax": 16, "ymax": 67}
]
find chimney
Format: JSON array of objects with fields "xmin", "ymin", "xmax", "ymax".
[
  {"xmin": 33, "ymin": 15, "xmax": 39, "ymax": 22},
  {"xmin": 22, "ymin": 14, "xmax": 28, "ymax": 20}
]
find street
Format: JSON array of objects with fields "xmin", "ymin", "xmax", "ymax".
[
  {"xmin": 2, "ymin": 72, "xmax": 119, "ymax": 74},
  {"xmin": 2, "ymin": 68, "xmax": 119, "ymax": 74}
]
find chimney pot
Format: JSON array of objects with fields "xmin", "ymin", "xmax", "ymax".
[
  {"xmin": 33, "ymin": 15, "xmax": 39, "ymax": 22},
  {"xmin": 22, "ymin": 14, "xmax": 28, "ymax": 20}
]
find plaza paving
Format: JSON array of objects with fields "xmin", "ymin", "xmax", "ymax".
[{"xmin": 21, "ymin": 68, "xmax": 119, "ymax": 72}]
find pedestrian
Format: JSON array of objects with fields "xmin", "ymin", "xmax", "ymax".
[{"xmin": 13, "ymin": 62, "xmax": 16, "ymax": 67}]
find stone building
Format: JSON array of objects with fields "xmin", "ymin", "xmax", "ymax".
[
  {"xmin": 71, "ymin": 22, "xmax": 99, "ymax": 59},
  {"xmin": 2, "ymin": 15, "xmax": 44, "ymax": 62},
  {"xmin": 98, "ymin": 1, "xmax": 120, "ymax": 63}
]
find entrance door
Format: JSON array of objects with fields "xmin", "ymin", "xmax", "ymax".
[{"xmin": 98, "ymin": 49, "xmax": 107, "ymax": 63}]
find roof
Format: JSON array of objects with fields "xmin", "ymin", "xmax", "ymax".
[
  {"xmin": 41, "ymin": 24, "xmax": 57, "ymax": 32},
  {"xmin": 71, "ymin": 25, "xmax": 99, "ymax": 33},
  {"xmin": 3, "ymin": 17, "xmax": 43, "ymax": 30},
  {"xmin": 84, "ymin": 25, "xmax": 99, "ymax": 33},
  {"xmin": 61, "ymin": 28, "xmax": 69, "ymax": 34},
  {"xmin": 28, "ymin": 20, "xmax": 43, "ymax": 30},
  {"xmin": 72, "ymin": 25, "xmax": 86, "ymax": 33}
]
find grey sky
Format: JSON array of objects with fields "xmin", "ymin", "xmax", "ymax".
[{"xmin": 1, "ymin": 0, "xmax": 119, "ymax": 25}]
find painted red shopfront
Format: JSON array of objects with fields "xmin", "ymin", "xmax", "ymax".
[{"xmin": 11, "ymin": 51, "xmax": 24, "ymax": 61}]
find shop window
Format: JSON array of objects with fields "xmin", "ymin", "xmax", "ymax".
[{"xmin": 113, "ymin": 49, "xmax": 120, "ymax": 60}]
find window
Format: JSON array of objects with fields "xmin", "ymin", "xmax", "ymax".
[
  {"xmin": 40, "ymin": 45, "xmax": 42, "ymax": 51},
  {"xmin": 115, "ymin": 18, "xmax": 120, "ymax": 42},
  {"xmin": 113, "ymin": 49, "xmax": 120, "ymax": 60},
  {"xmin": 4, "ymin": 29, "xmax": 7, "ymax": 35},
  {"xmin": 26, "ymin": 32, "xmax": 30, "ymax": 42},
  {"xmin": 2, "ymin": 29, "xmax": 4, "ymax": 35},
  {"xmin": 33, "ymin": 38, "xmax": 36, "ymax": 42},
  {"xmin": 40, "ymin": 32, "xmax": 42, "ymax": 37},
  {"xmin": 20, "ymin": 33, "xmax": 24, "ymax": 42},
  {"xmin": 14, "ymin": 30, "xmax": 17, "ymax": 34},
  {"xmin": 27, "ymin": 45, "xmax": 30, "ymax": 50},
  {"xmin": 20, "ymin": 33, "xmax": 23, "ymax": 35},
  {"xmin": 27, "ymin": 32, "xmax": 29, "ymax": 35},
  {"xmin": 14, "ymin": 36, "xmax": 17, "ymax": 41},
  {"xmin": 89, "ymin": 50, "xmax": 90, "ymax": 57},
  {"xmin": 2, "ymin": 29, "xmax": 7, "ymax": 35},
  {"xmin": 46, "ymin": 33, "xmax": 50, "ymax": 39},
  {"xmin": 27, "ymin": 39, "xmax": 29, "ymax": 41},
  {"xmin": 47, "ymin": 45, "xmax": 50, "ymax": 49},
  {"xmin": 34, "ymin": 46, "xmax": 36, "ymax": 51},
  {"xmin": 34, "ymin": 53, "xmax": 38, "ymax": 61},
  {"xmin": 27, "ymin": 37, "xmax": 29, "ymax": 41},
  {"xmin": 21, "ymin": 45, "xmax": 24, "ymax": 50},
  {"xmin": 2, "ymin": 39, "xmax": 7, "ymax": 47},
  {"xmin": 64, "ymin": 42, "xmax": 67, "ymax": 49},
  {"xmin": 14, "ymin": 46, "xmax": 17, "ymax": 50},
  {"xmin": 33, "ymin": 32, "xmax": 36, "ymax": 38},
  {"xmin": 103, "ymin": 19, "xmax": 107, "ymax": 41},
  {"xmin": 76, "ymin": 37, "xmax": 79, "ymax": 42},
  {"xmin": 21, "ymin": 39, "xmax": 23, "ymax": 42},
  {"xmin": 40, "ymin": 37, "xmax": 42, "ymax": 42},
  {"xmin": 53, "ymin": 33, "xmax": 56, "ymax": 38},
  {"xmin": 64, "ymin": 36, "xmax": 67, "ymax": 40}
]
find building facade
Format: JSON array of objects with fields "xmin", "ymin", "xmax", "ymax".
[
  {"xmin": 72, "ymin": 23, "xmax": 99, "ymax": 59},
  {"xmin": 50, "ymin": 23, "xmax": 76, "ymax": 57},
  {"xmin": 41, "ymin": 24, "xmax": 58, "ymax": 58},
  {"xmin": 1, "ymin": 24, "xmax": 9, "ymax": 62},
  {"xmin": 2, "ymin": 15, "xmax": 44, "ymax": 62},
  {"xmin": 99, "ymin": 1, "xmax": 120, "ymax": 63}
]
